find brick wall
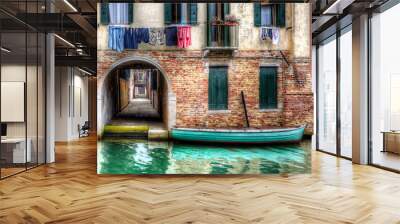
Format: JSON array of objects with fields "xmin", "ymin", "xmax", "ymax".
[{"xmin": 98, "ymin": 50, "xmax": 313, "ymax": 134}]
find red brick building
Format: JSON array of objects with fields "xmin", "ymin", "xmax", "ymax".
[{"xmin": 97, "ymin": 3, "xmax": 313, "ymax": 135}]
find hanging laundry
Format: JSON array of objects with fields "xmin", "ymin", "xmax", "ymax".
[
  {"xmin": 165, "ymin": 26, "xmax": 178, "ymax": 46},
  {"xmin": 109, "ymin": 3, "xmax": 129, "ymax": 25},
  {"xmin": 268, "ymin": 28, "xmax": 273, "ymax": 39},
  {"xmin": 124, "ymin": 28, "xmax": 138, "ymax": 49},
  {"xmin": 123, "ymin": 28, "xmax": 150, "ymax": 50},
  {"xmin": 177, "ymin": 26, "xmax": 192, "ymax": 48},
  {"xmin": 108, "ymin": 26, "xmax": 125, "ymax": 52},
  {"xmin": 260, "ymin": 27, "xmax": 279, "ymax": 45},
  {"xmin": 149, "ymin": 28, "xmax": 165, "ymax": 46},
  {"xmin": 272, "ymin": 28, "xmax": 280, "ymax": 45},
  {"xmin": 135, "ymin": 28, "xmax": 150, "ymax": 44},
  {"xmin": 260, "ymin": 27, "xmax": 269, "ymax": 41}
]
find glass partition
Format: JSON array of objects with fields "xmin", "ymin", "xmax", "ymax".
[
  {"xmin": 0, "ymin": 0, "xmax": 46, "ymax": 179},
  {"xmin": 317, "ymin": 36, "xmax": 337, "ymax": 155},
  {"xmin": 339, "ymin": 27, "xmax": 352, "ymax": 158},
  {"xmin": 370, "ymin": 4, "xmax": 400, "ymax": 171},
  {"xmin": 1, "ymin": 29, "xmax": 28, "ymax": 178}
]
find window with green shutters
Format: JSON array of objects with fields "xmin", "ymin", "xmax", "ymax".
[
  {"xmin": 100, "ymin": 3, "xmax": 110, "ymax": 25},
  {"xmin": 100, "ymin": 3, "xmax": 134, "ymax": 25},
  {"xmin": 207, "ymin": 3, "xmax": 231, "ymax": 47},
  {"xmin": 259, "ymin": 67, "xmax": 278, "ymax": 109},
  {"xmin": 209, "ymin": 67, "xmax": 228, "ymax": 110},
  {"xmin": 254, "ymin": 3, "xmax": 286, "ymax": 27},
  {"xmin": 164, "ymin": 3, "xmax": 198, "ymax": 25}
]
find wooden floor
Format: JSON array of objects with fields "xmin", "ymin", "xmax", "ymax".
[{"xmin": 1, "ymin": 136, "xmax": 400, "ymax": 224}]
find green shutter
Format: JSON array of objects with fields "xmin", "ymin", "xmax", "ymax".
[
  {"xmin": 276, "ymin": 4, "xmax": 286, "ymax": 27},
  {"xmin": 164, "ymin": 3, "xmax": 172, "ymax": 25},
  {"xmin": 260, "ymin": 67, "xmax": 278, "ymax": 109},
  {"xmin": 254, "ymin": 3, "xmax": 261, "ymax": 27},
  {"xmin": 189, "ymin": 3, "xmax": 198, "ymax": 25},
  {"xmin": 223, "ymin": 3, "xmax": 230, "ymax": 47},
  {"xmin": 209, "ymin": 69, "xmax": 216, "ymax": 109},
  {"xmin": 128, "ymin": 3, "xmax": 134, "ymax": 24},
  {"xmin": 207, "ymin": 3, "xmax": 216, "ymax": 47},
  {"xmin": 100, "ymin": 3, "xmax": 109, "ymax": 25},
  {"xmin": 209, "ymin": 67, "xmax": 228, "ymax": 110},
  {"xmin": 260, "ymin": 68, "xmax": 267, "ymax": 108},
  {"xmin": 223, "ymin": 3, "xmax": 230, "ymax": 14},
  {"xmin": 218, "ymin": 68, "xmax": 228, "ymax": 109}
]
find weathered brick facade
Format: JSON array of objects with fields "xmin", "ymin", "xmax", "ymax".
[
  {"xmin": 97, "ymin": 50, "xmax": 313, "ymax": 134},
  {"xmin": 97, "ymin": 3, "xmax": 313, "ymax": 135}
]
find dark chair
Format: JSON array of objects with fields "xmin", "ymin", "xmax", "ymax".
[{"xmin": 78, "ymin": 121, "xmax": 90, "ymax": 138}]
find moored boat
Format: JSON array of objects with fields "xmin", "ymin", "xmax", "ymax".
[{"xmin": 170, "ymin": 125, "xmax": 306, "ymax": 144}]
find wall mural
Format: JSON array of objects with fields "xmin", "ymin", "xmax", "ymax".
[{"xmin": 97, "ymin": 3, "xmax": 313, "ymax": 175}]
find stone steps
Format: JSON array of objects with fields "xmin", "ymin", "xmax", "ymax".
[{"xmin": 102, "ymin": 124, "xmax": 168, "ymax": 140}]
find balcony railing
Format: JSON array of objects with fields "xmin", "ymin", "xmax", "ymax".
[{"xmin": 206, "ymin": 21, "xmax": 239, "ymax": 50}]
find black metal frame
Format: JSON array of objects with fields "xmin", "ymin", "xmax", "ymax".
[{"xmin": 0, "ymin": 0, "xmax": 47, "ymax": 180}]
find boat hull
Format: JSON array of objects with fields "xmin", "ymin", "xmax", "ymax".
[{"xmin": 171, "ymin": 126, "xmax": 305, "ymax": 144}]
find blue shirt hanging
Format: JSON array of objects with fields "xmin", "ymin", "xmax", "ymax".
[{"xmin": 109, "ymin": 26, "xmax": 125, "ymax": 52}]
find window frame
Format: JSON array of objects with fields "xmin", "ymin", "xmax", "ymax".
[
  {"xmin": 261, "ymin": 4, "xmax": 275, "ymax": 27},
  {"xmin": 259, "ymin": 66, "xmax": 278, "ymax": 109},
  {"xmin": 208, "ymin": 66, "xmax": 229, "ymax": 111},
  {"xmin": 165, "ymin": 3, "xmax": 198, "ymax": 25},
  {"xmin": 254, "ymin": 3, "xmax": 286, "ymax": 28}
]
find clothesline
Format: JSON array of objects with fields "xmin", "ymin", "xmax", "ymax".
[
  {"xmin": 108, "ymin": 26, "xmax": 192, "ymax": 52},
  {"xmin": 104, "ymin": 22, "xmax": 289, "ymax": 27}
]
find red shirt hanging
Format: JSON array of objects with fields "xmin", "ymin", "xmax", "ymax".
[{"xmin": 177, "ymin": 26, "xmax": 192, "ymax": 48}]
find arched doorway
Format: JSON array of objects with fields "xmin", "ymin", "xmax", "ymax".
[{"xmin": 98, "ymin": 56, "xmax": 176, "ymax": 137}]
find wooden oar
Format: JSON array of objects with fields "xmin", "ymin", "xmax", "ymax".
[{"xmin": 241, "ymin": 91, "xmax": 250, "ymax": 128}]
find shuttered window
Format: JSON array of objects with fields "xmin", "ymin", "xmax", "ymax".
[
  {"xmin": 100, "ymin": 3, "xmax": 110, "ymax": 25},
  {"xmin": 260, "ymin": 67, "xmax": 278, "ymax": 109},
  {"xmin": 100, "ymin": 3, "xmax": 134, "ymax": 25},
  {"xmin": 207, "ymin": 3, "xmax": 230, "ymax": 47},
  {"xmin": 254, "ymin": 3, "xmax": 286, "ymax": 27},
  {"xmin": 209, "ymin": 67, "xmax": 228, "ymax": 110},
  {"xmin": 128, "ymin": 3, "xmax": 134, "ymax": 24},
  {"xmin": 164, "ymin": 3, "xmax": 197, "ymax": 25}
]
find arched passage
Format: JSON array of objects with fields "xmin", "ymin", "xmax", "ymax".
[{"xmin": 98, "ymin": 56, "xmax": 176, "ymax": 137}]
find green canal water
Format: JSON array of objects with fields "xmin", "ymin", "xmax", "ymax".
[{"xmin": 97, "ymin": 139, "xmax": 311, "ymax": 175}]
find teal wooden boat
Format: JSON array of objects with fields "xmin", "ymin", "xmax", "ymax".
[{"xmin": 171, "ymin": 125, "xmax": 306, "ymax": 144}]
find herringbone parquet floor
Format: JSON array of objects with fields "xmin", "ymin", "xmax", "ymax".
[{"xmin": 1, "ymin": 136, "xmax": 400, "ymax": 224}]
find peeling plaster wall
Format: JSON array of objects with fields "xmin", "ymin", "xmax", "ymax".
[{"xmin": 293, "ymin": 4, "xmax": 311, "ymax": 58}]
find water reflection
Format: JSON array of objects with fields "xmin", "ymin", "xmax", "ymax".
[{"xmin": 98, "ymin": 139, "xmax": 311, "ymax": 175}]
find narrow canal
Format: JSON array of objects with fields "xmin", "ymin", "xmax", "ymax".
[{"xmin": 97, "ymin": 139, "xmax": 311, "ymax": 175}]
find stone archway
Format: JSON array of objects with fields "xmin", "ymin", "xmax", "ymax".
[{"xmin": 97, "ymin": 56, "xmax": 176, "ymax": 136}]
